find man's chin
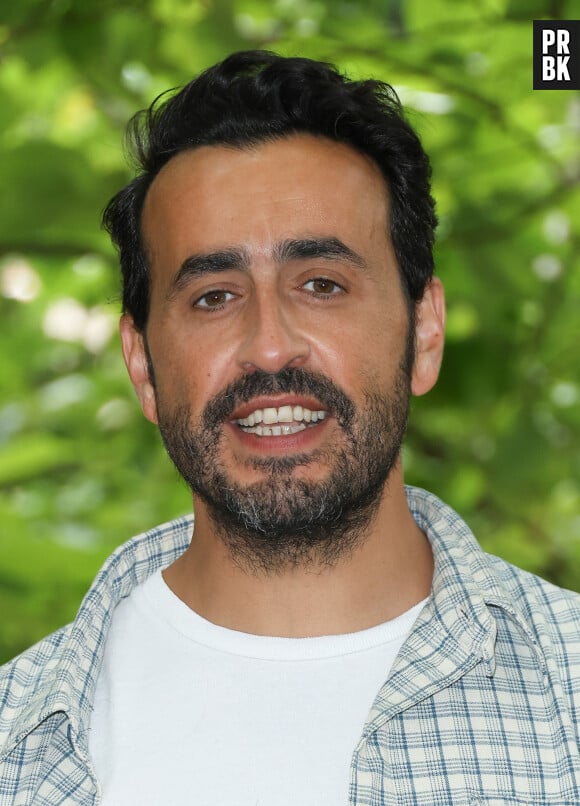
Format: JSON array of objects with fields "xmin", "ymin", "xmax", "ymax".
[
  {"xmin": 197, "ymin": 468, "xmax": 386, "ymax": 574},
  {"xmin": 222, "ymin": 449, "xmax": 332, "ymax": 483}
]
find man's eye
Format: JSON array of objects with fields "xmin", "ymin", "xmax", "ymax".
[
  {"xmin": 194, "ymin": 290, "xmax": 235, "ymax": 309},
  {"xmin": 303, "ymin": 278, "xmax": 343, "ymax": 296}
]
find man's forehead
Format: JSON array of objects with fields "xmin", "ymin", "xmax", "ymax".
[
  {"xmin": 143, "ymin": 134, "xmax": 389, "ymax": 211},
  {"xmin": 140, "ymin": 134, "xmax": 392, "ymax": 278}
]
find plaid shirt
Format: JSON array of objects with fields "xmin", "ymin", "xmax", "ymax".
[{"xmin": 2, "ymin": 486, "xmax": 580, "ymax": 805}]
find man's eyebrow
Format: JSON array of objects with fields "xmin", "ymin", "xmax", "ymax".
[
  {"xmin": 274, "ymin": 237, "xmax": 368, "ymax": 270},
  {"xmin": 167, "ymin": 248, "xmax": 249, "ymax": 299},
  {"xmin": 166, "ymin": 237, "xmax": 366, "ymax": 301}
]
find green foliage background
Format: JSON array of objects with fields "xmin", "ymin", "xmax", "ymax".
[{"xmin": 1, "ymin": 0, "xmax": 579, "ymax": 663}]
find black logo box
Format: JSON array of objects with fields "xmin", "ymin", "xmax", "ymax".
[{"xmin": 533, "ymin": 20, "xmax": 580, "ymax": 90}]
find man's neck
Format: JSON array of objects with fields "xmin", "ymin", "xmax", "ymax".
[{"xmin": 162, "ymin": 473, "xmax": 433, "ymax": 637}]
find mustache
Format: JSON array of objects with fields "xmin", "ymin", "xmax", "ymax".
[{"xmin": 202, "ymin": 367, "xmax": 356, "ymax": 431}]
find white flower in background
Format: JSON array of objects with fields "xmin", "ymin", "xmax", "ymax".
[
  {"xmin": 395, "ymin": 87, "xmax": 454, "ymax": 115},
  {"xmin": 121, "ymin": 62, "xmax": 152, "ymax": 94},
  {"xmin": 543, "ymin": 211, "xmax": 570, "ymax": 244},
  {"xmin": 1, "ymin": 258, "xmax": 42, "ymax": 302},
  {"xmin": 43, "ymin": 299, "xmax": 116, "ymax": 352},
  {"xmin": 40, "ymin": 374, "xmax": 92, "ymax": 411},
  {"xmin": 83, "ymin": 308, "xmax": 116, "ymax": 353},
  {"xmin": 551, "ymin": 382, "xmax": 578, "ymax": 408},
  {"xmin": 532, "ymin": 254, "xmax": 562, "ymax": 281},
  {"xmin": 43, "ymin": 298, "xmax": 89, "ymax": 341},
  {"xmin": 97, "ymin": 398, "xmax": 133, "ymax": 430}
]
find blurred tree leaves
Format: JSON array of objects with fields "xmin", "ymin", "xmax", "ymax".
[{"xmin": 1, "ymin": 0, "xmax": 579, "ymax": 662}]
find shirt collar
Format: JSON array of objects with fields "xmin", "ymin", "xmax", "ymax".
[
  {"xmin": 358, "ymin": 487, "xmax": 547, "ymax": 739},
  {"xmin": 409, "ymin": 486, "xmax": 504, "ymax": 660},
  {"xmin": 408, "ymin": 486, "xmax": 545, "ymax": 670}
]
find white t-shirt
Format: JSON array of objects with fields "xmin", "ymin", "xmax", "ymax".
[{"xmin": 89, "ymin": 570, "xmax": 426, "ymax": 805}]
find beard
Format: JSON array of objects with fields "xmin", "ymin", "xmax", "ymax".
[{"xmin": 155, "ymin": 343, "xmax": 413, "ymax": 574}]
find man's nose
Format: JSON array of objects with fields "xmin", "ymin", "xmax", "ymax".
[{"xmin": 236, "ymin": 296, "xmax": 310, "ymax": 374}]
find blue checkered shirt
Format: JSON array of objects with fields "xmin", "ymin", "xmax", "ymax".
[{"xmin": 2, "ymin": 486, "xmax": 580, "ymax": 804}]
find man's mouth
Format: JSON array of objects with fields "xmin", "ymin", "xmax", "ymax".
[{"xmin": 233, "ymin": 405, "xmax": 328, "ymax": 437}]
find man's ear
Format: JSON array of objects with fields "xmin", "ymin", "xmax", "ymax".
[
  {"xmin": 119, "ymin": 314, "xmax": 158, "ymax": 424},
  {"xmin": 411, "ymin": 277, "xmax": 446, "ymax": 397}
]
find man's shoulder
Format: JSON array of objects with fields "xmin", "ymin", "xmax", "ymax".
[
  {"xmin": 486, "ymin": 551, "xmax": 580, "ymax": 638},
  {"xmin": 1, "ymin": 625, "xmax": 72, "ymax": 676},
  {"xmin": 0, "ymin": 625, "xmax": 72, "ymax": 685},
  {"xmin": 1, "ymin": 513, "xmax": 194, "ymax": 677},
  {"xmin": 406, "ymin": 485, "xmax": 580, "ymax": 649},
  {"xmin": 0, "ymin": 626, "xmax": 72, "ymax": 752},
  {"xmin": 0, "ymin": 513, "xmax": 194, "ymax": 757}
]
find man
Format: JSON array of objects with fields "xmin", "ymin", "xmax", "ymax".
[{"xmin": 1, "ymin": 50, "xmax": 580, "ymax": 805}]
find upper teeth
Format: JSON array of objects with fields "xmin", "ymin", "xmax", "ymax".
[{"xmin": 236, "ymin": 405, "xmax": 327, "ymax": 427}]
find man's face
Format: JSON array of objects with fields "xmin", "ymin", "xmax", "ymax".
[{"xmin": 123, "ymin": 135, "xmax": 441, "ymax": 570}]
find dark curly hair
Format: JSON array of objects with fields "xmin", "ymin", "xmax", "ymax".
[{"xmin": 103, "ymin": 50, "xmax": 437, "ymax": 332}]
